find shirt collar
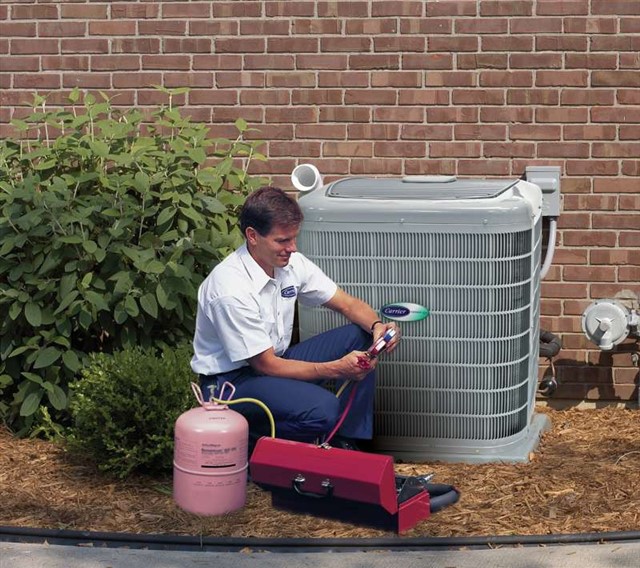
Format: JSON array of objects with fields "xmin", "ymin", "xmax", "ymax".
[{"xmin": 238, "ymin": 243, "xmax": 291, "ymax": 292}]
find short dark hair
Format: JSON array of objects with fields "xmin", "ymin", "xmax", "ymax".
[{"xmin": 239, "ymin": 186, "xmax": 303, "ymax": 237}]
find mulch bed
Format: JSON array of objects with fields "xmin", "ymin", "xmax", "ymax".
[{"xmin": 0, "ymin": 406, "xmax": 638, "ymax": 538}]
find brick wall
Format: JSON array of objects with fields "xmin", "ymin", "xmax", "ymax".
[{"xmin": 0, "ymin": 0, "xmax": 638, "ymax": 404}]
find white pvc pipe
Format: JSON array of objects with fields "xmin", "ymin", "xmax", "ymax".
[{"xmin": 540, "ymin": 217, "xmax": 558, "ymax": 280}]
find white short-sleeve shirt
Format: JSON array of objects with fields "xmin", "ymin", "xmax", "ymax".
[{"xmin": 190, "ymin": 243, "xmax": 338, "ymax": 375}]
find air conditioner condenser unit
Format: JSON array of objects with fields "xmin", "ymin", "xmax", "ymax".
[{"xmin": 296, "ymin": 173, "xmax": 552, "ymax": 463}]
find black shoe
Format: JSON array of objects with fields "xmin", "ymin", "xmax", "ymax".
[{"xmin": 330, "ymin": 436, "xmax": 360, "ymax": 451}]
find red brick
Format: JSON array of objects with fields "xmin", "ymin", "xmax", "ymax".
[
  {"xmin": 620, "ymin": 230, "xmax": 640, "ymax": 246},
  {"xmin": 374, "ymin": 141, "xmax": 425, "ymax": 158},
  {"xmin": 552, "ymin": 247, "xmax": 589, "ymax": 265},
  {"xmin": 111, "ymin": 38, "xmax": 160, "ymax": 54},
  {"xmin": 510, "ymin": 17, "xmax": 562, "ymax": 33},
  {"xmin": 617, "ymin": 89, "xmax": 640, "ymax": 104},
  {"xmin": 536, "ymin": 0, "xmax": 588, "ymax": 15},
  {"xmin": 453, "ymin": 89, "xmax": 504, "ymax": 105},
  {"xmin": 270, "ymin": 38, "xmax": 318, "ymax": 53},
  {"xmin": 537, "ymin": 70, "xmax": 588, "ymax": 87},
  {"xmin": 620, "ymin": 53, "xmax": 640, "ymax": 69},
  {"xmin": 13, "ymin": 73, "xmax": 61, "ymax": 89},
  {"xmin": 510, "ymin": 53, "xmax": 562, "ymax": 69},
  {"xmin": 193, "ymin": 55, "xmax": 242, "ymax": 71},
  {"xmin": 212, "ymin": 2, "xmax": 262, "ymax": 17},
  {"xmin": 373, "ymin": 36, "xmax": 425, "ymax": 52},
  {"xmin": 89, "ymin": 21, "xmax": 136, "ymax": 36},
  {"xmin": 536, "ymin": 107, "xmax": 588, "ymax": 123},
  {"xmin": 425, "ymin": 71, "xmax": 476, "ymax": 87},
  {"xmin": 318, "ymin": 72, "xmax": 369, "ymax": 87},
  {"xmin": 563, "ymin": 125, "xmax": 616, "ymax": 140},
  {"xmin": 562, "ymin": 300, "xmax": 594, "ymax": 317},
  {"xmin": 186, "ymin": 90, "xmax": 237, "ymax": 105},
  {"xmin": 591, "ymin": 283, "xmax": 640, "ymax": 299},
  {"xmin": 480, "ymin": 107, "xmax": 533, "ymax": 122},
  {"xmin": 541, "ymin": 299, "xmax": 563, "ymax": 316},
  {"xmin": 593, "ymin": 214, "xmax": 640, "ymax": 230},
  {"xmin": 538, "ymin": 35, "xmax": 588, "ymax": 51},
  {"xmin": 0, "ymin": 57, "xmax": 39, "ymax": 71},
  {"xmin": 619, "ymin": 267, "xmax": 640, "ymax": 282},
  {"xmin": 564, "ymin": 267, "xmax": 613, "ymax": 282},
  {"xmin": 592, "ymin": 0, "xmax": 640, "ymax": 14},
  {"xmin": 400, "ymin": 18, "xmax": 452, "ymax": 34},
  {"xmin": 265, "ymin": 2, "xmax": 315, "ymax": 16},
  {"xmin": 401, "ymin": 124, "xmax": 452, "ymax": 140},
  {"xmin": 458, "ymin": 53, "xmax": 508, "ymax": 69},
  {"xmin": 245, "ymin": 55, "xmax": 294, "ymax": 70},
  {"xmin": 593, "ymin": 71, "xmax": 640, "ymax": 88},
  {"xmin": 426, "ymin": 1, "xmax": 476, "ymax": 16},
  {"xmin": 373, "ymin": 107, "xmax": 423, "ymax": 122},
  {"xmin": 455, "ymin": 18, "xmax": 508, "ymax": 33},
  {"xmin": 91, "ymin": 55, "xmax": 140, "ymax": 71},
  {"xmin": 351, "ymin": 158, "xmax": 403, "ymax": 175},
  {"xmin": 620, "ymin": 194, "xmax": 640, "ymax": 211},
  {"xmin": 541, "ymin": 282, "xmax": 589, "ymax": 299},
  {"xmin": 398, "ymin": 89, "xmax": 449, "ymax": 106},
  {"xmin": 482, "ymin": 1, "xmax": 533, "ymax": 16},
  {"xmin": 164, "ymin": 39, "xmax": 212, "ymax": 53},
  {"xmin": 294, "ymin": 19, "xmax": 342, "ymax": 35},
  {"xmin": 240, "ymin": 90, "xmax": 287, "ymax": 104},
  {"xmin": 269, "ymin": 141, "xmax": 321, "ymax": 157},
  {"xmin": 141, "ymin": 55, "xmax": 189, "ymax": 71},
  {"xmin": 318, "ymin": 1, "xmax": 369, "ymax": 16},
  {"xmin": 402, "ymin": 54, "xmax": 453, "ymax": 70},
  {"xmin": 455, "ymin": 124, "xmax": 506, "ymax": 140},
  {"xmin": 566, "ymin": 161, "xmax": 620, "ymax": 176},
  {"xmin": 562, "ymin": 90, "xmax": 615, "ymax": 106},
  {"xmin": 164, "ymin": 72, "xmax": 213, "ymax": 88},
  {"xmin": 591, "ymin": 36, "xmax": 640, "ymax": 51},
  {"xmin": 42, "ymin": 55, "xmax": 89, "ymax": 71},
  {"xmin": 111, "ymin": 4, "xmax": 159, "ymax": 18},
  {"xmin": 266, "ymin": 72, "xmax": 316, "ymax": 88},
  {"xmin": 11, "ymin": 39, "xmax": 59, "ymax": 55},
  {"xmin": 345, "ymin": 89, "xmax": 396, "ymax": 105},
  {"xmin": 480, "ymin": 71, "xmax": 533, "ymax": 87},
  {"xmin": 62, "ymin": 73, "xmax": 111, "ymax": 89},
  {"xmin": 620, "ymin": 125, "xmax": 640, "ymax": 140},
  {"xmin": 293, "ymin": 89, "xmax": 342, "ymax": 105},
  {"xmin": 112, "ymin": 72, "xmax": 162, "ymax": 89},
  {"xmin": 0, "ymin": 22, "xmax": 35, "ymax": 36},
  {"xmin": 216, "ymin": 38, "xmax": 264, "ymax": 53},
  {"xmin": 593, "ymin": 142, "xmax": 640, "ymax": 158},
  {"xmin": 298, "ymin": 124, "xmax": 347, "ymax": 140},
  {"xmin": 427, "ymin": 107, "xmax": 478, "ymax": 123},
  {"xmin": 266, "ymin": 107, "xmax": 317, "ymax": 124},
  {"xmin": 591, "ymin": 248, "xmax": 640, "ymax": 265},
  {"xmin": 482, "ymin": 36, "xmax": 533, "ymax": 51},
  {"xmin": 564, "ymin": 17, "xmax": 618, "ymax": 34},
  {"xmin": 458, "ymin": 159, "xmax": 510, "ymax": 175},
  {"xmin": 350, "ymin": 124, "xmax": 400, "ymax": 140},
  {"xmin": 39, "ymin": 21, "xmax": 86, "ymax": 37},
  {"xmin": 428, "ymin": 36, "xmax": 478, "ymax": 52},
  {"xmin": 371, "ymin": 1, "xmax": 423, "ymax": 16},
  {"xmin": 217, "ymin": 72, "xmax": 265, "ymax": 88},
  {"xmin": 507, "ymin": 89, "xmax": 559, "ymax": 105},
  {"xmin": 323, "ymin": 141, "xmax": 373, "ymax": 157},
  {"xmin": 139, "ymin": 21, "xmax": 186, "ymax": 36},
  {"xmin": 346, "ymin": 18, "xmax": 397, "ymax": 35},
  {"xmin": 372, "ymin": 71, "xmax": 422, "ymax": 88},
  {"xmin": 189, "ymin": 21, "xmax": 238, "ymax": 36},
  {"xmin": 484, "ymin": 142, "xmax": 534, "ymax": 158},
  {"xmin": 562, "ymin": 229, "xmax": 617, "ymax": 247},
  {"xmin": 247, "ymin": 158, "xmax": 296, "ymax": 175},
  {"xmin": 405, "ymin": 159, "xmax": 456, "ymax": 175},
  {"xmin": 241, "ymin": 20, "xmax": 290, "ymax": 35},
  {"xmin": 594, "ymin": 107, "xmax": 640, "ymax": 123},
  {"xmin": 297, "ymin": 55, "xmax": 347, "ymax": 70},
  {"xmin": 162, "ymin": 2, "xmax": 210, "ymax": 18},
  {"xmin": 12, "ymin": 5, "xmax": 58, "ymax": 19},
  {"xmin": 211, "ymin": 107, "xmax": 263, "ymax": 123},
  {"xmin": 244, "ymin": 124, "xmax": 293, "ymax": 141},
  {"xmin": 60, "ymin": 4, "xmax": 107, "ymax": 18},
  {"xmin": 349, "ymin": 54, "xmax": 400, "ymax": 70},
  {"xmin": 431, "ymin": 142, "xmax": 481, "ymax": 158},
  {"xmin": 565, "ymin": 53, "xmax": 617, "ymax": 69},
  {"xmin": 510, "ymin": 124, "xmax": 561, "ymax": 140},
  {"xmin": 593, "ymin": 178, "xmax": 639, "ymax": 194}
]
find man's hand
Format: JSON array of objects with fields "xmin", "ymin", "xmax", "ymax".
[
  {"xmin": 333, "ymin": 350, "xmax": 378, "ymax": 382},
  {"xmin": 372, "ymin": 321, "xmax": 401, "ymax": 354}
]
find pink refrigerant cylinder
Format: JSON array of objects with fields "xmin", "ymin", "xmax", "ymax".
[{"xmin": 173, "ymin": 386, "xmax": 249, "ymax": 516}]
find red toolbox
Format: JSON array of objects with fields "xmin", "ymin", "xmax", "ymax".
[{"xmin": 249, "ymin": 437, "xmax": 454, "ymax": 534}]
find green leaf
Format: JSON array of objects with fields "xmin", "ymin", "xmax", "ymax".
[
  {"xmin": 143, "ymin": 260, "xmax": 165, "ymax": 274},
  {"xmin": 82, "ymin": 240, "xmax": 98, "ymax": 254},
  {"xmin": 124, "ymin": 295, "xmax": 139, "ymax": 317},
  {"xmin": 140, "ymin": 293, "xmax": 158, "ymax": 318},
  {"xmin": 20, "ymin": 391, "xmax": 43, "ymax": 417},
  {"xmin": 55, "ymin": 290, "xmax": 80, "ymax": 314},
  {"xmin": 47, "ymin": 385, "xmax": 67, "ymax": 410},
  {"xmin": 25, "ymin": 303, "xmax": 42, "ymax": 327},
  {"xmin": 156, "ymin": 207, "xmax": 176, "ymax": 226},
  {"xmin": 33, "ymin": 346, "xmax": 62, "ymax": 369},
  {"xmin": 9, "ymin": 302, "xmax": 22, "ymax": 320},
  {"xmin": 89, "ymin": 140, "xmax": 109, "ymax": 158},
  {"xmin": 156, "ymin": 282, "xmax": 169, "ymax": 309},
  {"xmin": 62, "ymin": 350, "xmax": 81, "ymax": 372},
  {"xmin": 85, "ymin": 291, "xmax": 109, "ymax": 312},
  {"xmin": 114, "ymin": 303, "xmax": 127, "ymax": 324},
  {"xmin": 21, "ymin": 372, "xmax": 44, "ymax": 386}
]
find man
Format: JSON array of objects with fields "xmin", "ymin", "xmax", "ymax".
[{"xmin": 191, "ymin": 186, "xmax": 400, "ymax": 448}]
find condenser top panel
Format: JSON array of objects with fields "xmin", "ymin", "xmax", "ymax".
[{"xmin": 327, "ymin": 177, "xmax": 518, "ymax": 200}]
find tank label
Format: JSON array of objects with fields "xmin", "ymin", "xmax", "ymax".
[{"xmin": 381, "ymin": 302, "xmax": 430, "ymax": 322}]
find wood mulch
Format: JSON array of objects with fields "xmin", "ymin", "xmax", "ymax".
[{"xmin": 0, "ymin": 406, "xmax": 639, "ymax": 539}]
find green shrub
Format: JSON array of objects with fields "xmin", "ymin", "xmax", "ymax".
[
  {"xmin": 0, "ymin": 88, "xmax": 267, "ymax": 434},
  {"xmin": 68, "ymin": 343, "xmax": 195, "ymax": 478}
]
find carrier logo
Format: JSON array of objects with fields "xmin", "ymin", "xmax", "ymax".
[
  {"xmin": 381, "ymin": 302, "xmax": 430, "ymax": 322},
  {"xmin": 281, "ymin": 285, "xmax": 297, "ymax": 298}
]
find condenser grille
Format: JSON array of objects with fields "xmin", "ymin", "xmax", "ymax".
[{"xmin": 297, "ymin": 223, "xmax": 542, "ymax": 452}]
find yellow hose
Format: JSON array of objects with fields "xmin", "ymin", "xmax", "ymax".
[{"xmin": 212, "ymin": 396, "xmax": 276, "ymax": 438}]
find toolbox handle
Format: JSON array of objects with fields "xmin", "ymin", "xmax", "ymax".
[{"xmin": 292, "ymin": 474, "xmax": 334, "ymax": 499}]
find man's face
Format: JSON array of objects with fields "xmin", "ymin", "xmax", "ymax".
[{"xmin": 246, "ymin": 223, "xmax": 299, "ymax": 276}]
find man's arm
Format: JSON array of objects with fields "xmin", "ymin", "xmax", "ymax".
[{"xmin": 323, "ymin": 288, "xmax": 401, "ymax": 353}]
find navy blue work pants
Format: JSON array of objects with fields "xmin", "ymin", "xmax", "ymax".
[{"xmin": 200, "ymin": 324, "xmax": 375, "ymax": 442}]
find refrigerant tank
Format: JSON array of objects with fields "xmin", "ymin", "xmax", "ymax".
[{"xmin": 173, "ymin": 384, "xmax": 249, "ymax": 516}]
